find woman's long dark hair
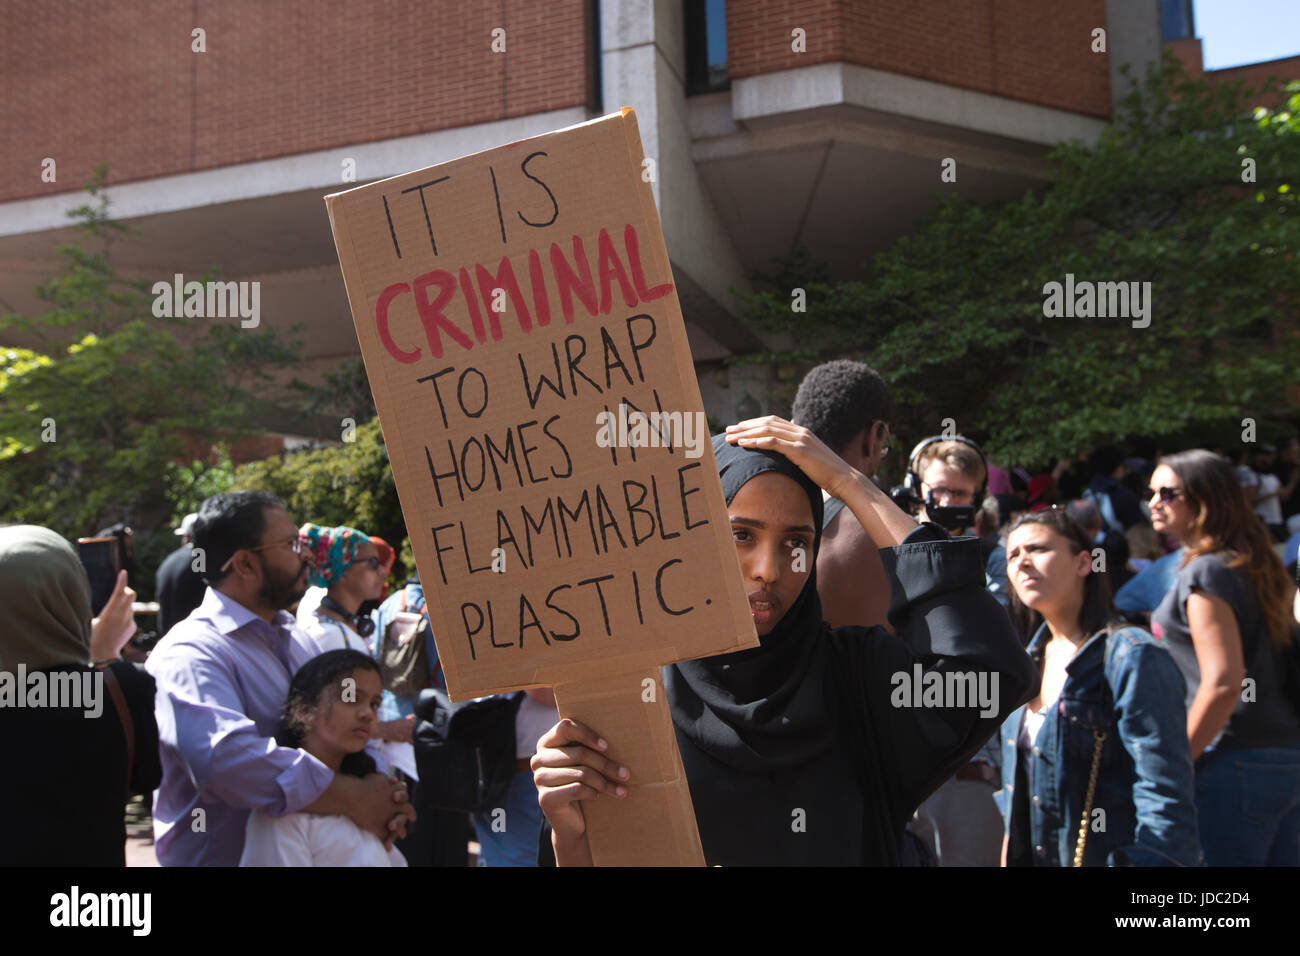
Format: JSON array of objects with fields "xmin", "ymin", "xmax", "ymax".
[
  {"xmin": 1161, "ymin": 449, "xmax": 1295, "ymax": 650},
  {"xmin": 1006, "ymin": 508, "xmax": 1118, "ymax": 647},
  {"xmin": 277, "ymin": 649, "xmax": 380, "ymax": 778}
]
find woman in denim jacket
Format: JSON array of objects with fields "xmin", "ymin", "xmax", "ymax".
[{"xmin": 995, "ymin": 508, "xmax": 1202, "ymax": 866}]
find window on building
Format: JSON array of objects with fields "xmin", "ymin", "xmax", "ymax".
[
  {"xmin": 685, "ymin": 0, "xmax": 729, "ymax": 94},
  {"xmin": 1161, "ymin": 0, "xmax": 1196, "ymax": 41}
]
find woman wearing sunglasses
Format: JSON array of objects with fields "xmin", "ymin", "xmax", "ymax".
[
  {"xmin": 297, "ymin": 524, "xmax": 414, "ymax": 755},
  {"xmin": 297, "ymin": 524, "xmax": 393, "ymax": 655},
  {"xmin": 1148, "ymin": 450, "xmax": 1300, "ymax": 865},
  {"xmin": 999, "ymin": 508, "xmax": 1202, "ymax": 866}
]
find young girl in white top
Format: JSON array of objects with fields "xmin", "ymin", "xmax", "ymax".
[{"xmin": 240, "ymin": 650, "xmax": 407, "ymax": 866}]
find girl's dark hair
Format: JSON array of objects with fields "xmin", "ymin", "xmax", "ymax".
[
  {"xmin": 1005, "ymin": 508, "xmax": 1117, "ymax": 646},
  {"xmin": 276, "ymin": 649, "xmax": 381, "ymax": 778},
  {"xmin": 1161, "ymin": 449, "xmax": 1295, "ymax": 650}
]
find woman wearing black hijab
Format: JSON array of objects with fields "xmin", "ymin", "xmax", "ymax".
[
  {"xmin": 0, "ymin": 525, "xmax": 161, "ymax": 866},
  {"xmin": 533, "ymin": 417, "xmax": 1035, "ymax": 866}
]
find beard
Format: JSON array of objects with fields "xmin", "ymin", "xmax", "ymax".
[{"xmin": 259, "ymin": 562, "xmax": 310, "ymax": 611}]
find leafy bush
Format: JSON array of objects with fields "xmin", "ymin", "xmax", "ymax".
[
  {"xmin": 232, "ymin": 419, "xmax": 413, "ymax": 582},
  {"xmin": 737, "ymin": 55, "xmax": 1300, "ymax": 467}
]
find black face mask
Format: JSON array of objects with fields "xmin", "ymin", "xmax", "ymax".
[
  {"xmin": 319, "ymin": 595, "xmax": 375, "ymax": 638},
  {"xmin": 924, "ymin": 497, "xmax": 976, "ymax": 533}
]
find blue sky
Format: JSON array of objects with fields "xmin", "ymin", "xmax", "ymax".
[{"xmin": 1194, "ymin": 0, "xmax": 1300, "ymax": 69}]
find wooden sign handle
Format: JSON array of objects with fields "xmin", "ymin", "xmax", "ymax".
[{"xmin": 552, "ymin": 669, "xmax": 705, "ymax": 867}]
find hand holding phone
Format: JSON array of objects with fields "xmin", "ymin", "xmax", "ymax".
[
  {"xmin": 77, "ymin": 536, "xmax": 122, "ymax": 616},
  {"xmin": 90, "ymin": 569, "xmax": 137, "ymax": 662}
]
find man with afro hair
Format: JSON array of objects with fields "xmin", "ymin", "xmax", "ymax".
[{"xmin": 791, "ymin": 360, "xmax": 894, "ymax": 631}]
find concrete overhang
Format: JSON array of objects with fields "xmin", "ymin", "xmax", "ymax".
[
  {"xmin": 730, "ymin": 62, "xmax": 1107, "ymax": 146},
  {"xmin": 689, "ymin": 62, "xmax": 1107, "ymax": 279},
  {"xmin": 0, "ymin": 107, "xmax": 595, "ymax": 368},
  {"xmin": 0, "ymin": 104, "xmax": 740, "ymax": 378}
]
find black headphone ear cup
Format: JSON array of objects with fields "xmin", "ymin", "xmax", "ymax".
[
  {"xmin": 320, "ymin": 594, "xmax": 374, "ymax": 639},
  {"xmin": 906, "ymin": 437, "xmax": 936, "ymax": 491}
]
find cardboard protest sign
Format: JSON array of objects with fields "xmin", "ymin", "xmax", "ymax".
[
  {"xmin": 324, "ymin": 109, "xmax": 756, "ymax": 698},
  {"xmin": 325, "ymin": 109, "xmax": 758, "ymax": 864}
]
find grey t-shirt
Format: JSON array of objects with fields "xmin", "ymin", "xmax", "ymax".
[{"xmin": 1152, "ymin": 552, "xmax": 1300, "ymax": 750}]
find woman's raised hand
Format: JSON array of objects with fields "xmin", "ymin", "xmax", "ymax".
[
  {"xmin": 531, "ymin": 717, "xmax": 631, "ymax": 866},
  {"xmin": 725, "ymin": 416, "xmax": 859, "ymax": 500},
  {"xmin": 90, "ymin": 570, "xmax": 137, "ymax": 662}
]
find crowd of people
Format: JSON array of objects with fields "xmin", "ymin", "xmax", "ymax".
[{"xmin": 2, "ymin": 359, "xmax": 1298, "ymax": 867}]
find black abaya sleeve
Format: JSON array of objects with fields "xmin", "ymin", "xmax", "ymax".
[{"xmin": 830, "ymin": 523, "xmax": 1035, "ymax": 830}]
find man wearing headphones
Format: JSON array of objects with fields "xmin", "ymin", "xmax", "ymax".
[
  {"xmin": 904, "ymin": 434, "xmax": 1007, "ymax": 866},
  {"xmin": 904, "ymin": 435, "xmax": 1010, "ymax": 605},
  {"xmin": 906, "ymin": 437, "xmax": 987, "ymax": 537}
]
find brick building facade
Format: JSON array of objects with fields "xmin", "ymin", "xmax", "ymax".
[
  {"xmin": 5, "ymin": 0, "xmax": 1287, "ymax": 450},
  {"xmin": 5, "ymin": 0, "xmax": 595, "ymax": 203}
]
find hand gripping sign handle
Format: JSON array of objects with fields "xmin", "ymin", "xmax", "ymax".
[{"xmin": 552, "ymin": 669, "xmax": 705, "ymax": 867}]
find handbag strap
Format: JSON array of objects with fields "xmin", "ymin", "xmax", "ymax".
[
  {"xmin": 1071, "ymin": 622, "xmax": 1118, "ymax": 867},
  {"xmin": 99, "ymin": 664, "xmax": 134, "ymax": 792},
  {"xmin": 1072, "ymin": 728, "xmax": 1107, "ymax": 866}
]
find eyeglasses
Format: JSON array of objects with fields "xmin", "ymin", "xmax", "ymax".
[
  {"xmin": 219, "ymin": 536, "xmax": 311, "ymax": 572},
  {"xmin": 924, "ymin": 485, "xmax": 975, "ymax": 505},
  {"xmin": 877, "ymin": 422, "xmax": 893, "ymax": 457},
  {"xmin": 351, "ymin": 556, "xmax": 385, "ymax": 572},
  {"xmin": 1146, "ymin": 486, "xmax": 1184, "ymax": 504}
]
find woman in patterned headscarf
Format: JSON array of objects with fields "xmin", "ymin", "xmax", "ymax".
[
  {"xmin": 296, "ymin": 524, "xmax": 393, "ymax": 654},
  {"xmin": 294, "ymin": 524, "xmax": 412, "ymax": 758}
]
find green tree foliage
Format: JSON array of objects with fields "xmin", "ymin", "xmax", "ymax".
[
  {"xmin": 738, "ymin": 56, "xmax": 1300, "ymax": 466},
  {"xmin": 294, "ymin": 357, "xmax": 377, "ymax": 425},
  {"xmin": 0, "ymin": 166, "xmax": 301, "ymax": 553},
  {"xmin": 164, "ymin": 445, "xmax": 240, "ymax": 524},
  {"xmin": 231, "ymin": 419, "xmax": 413, "ymax": 582}
]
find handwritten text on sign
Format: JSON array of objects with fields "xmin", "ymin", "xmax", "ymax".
[{"xmin": 327, "ymin": 111, "xmax": 755, "ymax": 697}]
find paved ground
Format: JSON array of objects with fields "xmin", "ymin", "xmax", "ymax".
[
  {"xmin": 125, "ymin": 794, "xmax": 157, "ymax": 867},
  {"xmin": 122, "ymin": 793, "xmax": 479, "ymax": 866}
]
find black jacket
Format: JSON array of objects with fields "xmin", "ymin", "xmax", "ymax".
[
  {"xmin": 155, "ymin": 543, "xmax": 207, "ymax": 637},
  {"xmin": 0, "ymin": 660, "xmax": 162, "ymax": 866}
]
